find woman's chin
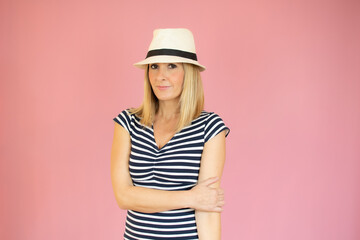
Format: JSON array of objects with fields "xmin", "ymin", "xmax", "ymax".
[{"xmin": 156, "ymin": 95, "xmax": 181, "ymax": 102}]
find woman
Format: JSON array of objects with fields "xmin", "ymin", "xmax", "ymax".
[{"xmin": 111, "ymin": 28, "xmax": 230, "ymax": 240}]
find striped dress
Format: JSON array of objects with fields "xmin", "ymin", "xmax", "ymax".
[{"xmin": 113, "ymin": 109, "xmax": 230, "ymax": 240}]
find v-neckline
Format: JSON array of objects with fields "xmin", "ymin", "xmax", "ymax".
[{"xmin": 151, "ymin": 124, "xmax": 178, "ymax": 151}]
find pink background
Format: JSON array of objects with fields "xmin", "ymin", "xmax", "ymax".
[{"xmin": 1, "ymin": 0, "xmax": 359, "ymax": 239}]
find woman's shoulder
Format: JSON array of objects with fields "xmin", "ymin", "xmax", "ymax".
[
  {"xmin": 199, "ymin": 110, "xmax": 230, "ymax": 140},
  {"xmin": 116, "ymin": 108, "xmax": 138, "ymax": 118},
  {"xmin": 199, "ymin": 110, "xmax": 225, "ymax": 121},
  {"xmin": 192, "ymin": 110, "xmax": 228, "ymax": 127},
  {"xmin": 113, "ymin": 108, "xmax": 139, "ymax": 126}
]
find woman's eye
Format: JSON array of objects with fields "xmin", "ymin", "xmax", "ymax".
[
  {"xmin": 150, "ymin": 64, "xmax": 158, "ymax": 69},
  {"xmin": 168, "ymin": 63, "xmax": 177, "ymax": 69}
]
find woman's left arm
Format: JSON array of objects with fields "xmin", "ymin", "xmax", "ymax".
[{"xmin": 195, "ymin": 130, "xmax": 227, "ymax": 240}]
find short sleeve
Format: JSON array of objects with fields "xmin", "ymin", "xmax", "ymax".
[
  {"xmin": 113, "ymin": 110, "xmax": 132, "ymax": 133},
  {"xmin": 204, "ymin": 113, "xmax": 230, "ymax": 143}
]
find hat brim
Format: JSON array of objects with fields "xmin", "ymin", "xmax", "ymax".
[{"xmin": 134, "ymin": 55, "xmax": 206, "ymax": 72}]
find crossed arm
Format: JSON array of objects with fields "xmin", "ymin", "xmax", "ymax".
[
  {"xmin": 195, "ymin": 130, "xmax": 227, "ymax": 239},
  {"xmin": 110, "ymin": 123, "xmax": 226, "ymax": 238}
]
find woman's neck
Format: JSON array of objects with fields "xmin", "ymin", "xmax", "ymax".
[{"xmin": 157, "ymin": 99, "xmax": 180, "ymax": 120}]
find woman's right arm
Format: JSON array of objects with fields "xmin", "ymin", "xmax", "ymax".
[{"xmin": 110, "ymin": 123, "xmax": 224, "ymax": 213}]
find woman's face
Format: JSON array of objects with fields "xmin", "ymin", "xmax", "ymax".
[{"xmin": 148, "ymin": 63, "xmax": 184, "ymax": 102}]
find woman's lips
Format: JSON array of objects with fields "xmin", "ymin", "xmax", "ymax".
[{"xmin": 157, "ymin": 86, "xmax": 170, "ymax": 90}]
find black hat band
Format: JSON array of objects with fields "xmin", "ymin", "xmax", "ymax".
[{"xmin": 146, "ymin": 49, "xmax": 198, "ymax": 61}]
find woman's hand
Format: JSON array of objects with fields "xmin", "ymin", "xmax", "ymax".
[{"xmin": 189, "ymin": 177, "xmax": 225, "ymax": 212}]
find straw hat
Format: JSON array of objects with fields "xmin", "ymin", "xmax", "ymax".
[{"xmin": 134, "ymin": 28, "xmax": 206, "ymax": 71}]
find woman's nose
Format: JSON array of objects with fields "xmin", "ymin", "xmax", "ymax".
[{"xmin": 156, "ymin": 66, "xmax": 167, "ymax": 80}]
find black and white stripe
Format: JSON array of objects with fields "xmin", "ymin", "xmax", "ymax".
[{"xmin": 114, "ymin": 110, "xmax": 229, "ymax": 240}]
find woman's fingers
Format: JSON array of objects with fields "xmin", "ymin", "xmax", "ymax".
[{"xmin": 190, "ymin": 177, "xmax": 225, "ymax": 212}]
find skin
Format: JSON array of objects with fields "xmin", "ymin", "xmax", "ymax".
[
  {"xmin": 148, "ymin": 62, "xmax": 184, "ymax": 149},
  {"xmin": 110, "ymin": 62, "xmax": 226, "ymax": 239},
  {"xmin": 195, "ymin": 131, "xmax": 226, "ymax": 239}
]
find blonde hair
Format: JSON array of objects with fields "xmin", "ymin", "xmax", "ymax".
[{"xmin": 130, "ymin": 63, "xmax": 204, "ymax": 132}]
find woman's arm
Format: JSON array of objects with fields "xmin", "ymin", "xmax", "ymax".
[
  {"xmin": 195, "ymin": 131, "xmax": 227, "ymax": 240},
  {"xmin": 110, "ymin": 123, "xmax": 224, "ymax": 213}
]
